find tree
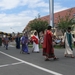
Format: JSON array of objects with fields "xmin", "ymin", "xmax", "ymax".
[
  {"xmin": 56, "ymin": 8, "xmax": 75, "ymax": 35},
  {"xmin": 29, "ymin": 18, "xmax": 48, "ymax": 37}
]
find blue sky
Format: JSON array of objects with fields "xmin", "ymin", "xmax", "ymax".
[{"xmin": 0, "ymin": 0, "xmax": 75, "ymax": 33}]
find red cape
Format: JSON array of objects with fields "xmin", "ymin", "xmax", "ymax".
[{"xmin": 31, "ymin": 35, "xmax": 38, "ymax": 44}]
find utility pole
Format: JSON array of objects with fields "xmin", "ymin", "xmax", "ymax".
[
  {"xmin": 49, "ymin": 0, "xmax": 55, "ymax": 34},
  {"xmin": 49, "ymin": 0, "xmax": 54, "ymax": 28}
]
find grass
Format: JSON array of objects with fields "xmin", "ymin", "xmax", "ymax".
[
  {"xmin": 28, "ymin": 43, "xmax": 75, "ymax": 49},
  {"xmin": 10, "ymin": 41, "xmax": 75, "ymax": 49},
  {"xmin": 28, "ymin": 43, "xmax": 62, "ymax": 49}
]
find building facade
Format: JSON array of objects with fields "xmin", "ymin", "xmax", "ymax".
[{"xmin": 23, "ymin": 7, "xmax": 75, "ymax": 38}]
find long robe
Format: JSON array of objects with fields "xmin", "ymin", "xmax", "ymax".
[
  {"xmin": 0, "ymin": 37, "xmax": 2, "ymax": 46},
  {"xmin": 63, "ymin": 32, "xmax": 75, "ymax": 55},
  {"xmin": 4, "ymin": 37, "xmax": 9, "ymax": 49},
  {"xmin": 43, "ymin": 30, "xmax": 55, "ymax": 58},
  {"xmin": 31, "ymin": 35, "xmax": 39, "ymax": 52},
  {"xmin": 21, "ymin": 36, "xmax": 28, "ymax": 53},
  {"xmin": 15, "ymin": 37, "xmax": 20, "ymax": 49}
]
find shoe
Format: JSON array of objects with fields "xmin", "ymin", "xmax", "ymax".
[
  {"xmin": 54, "ymin": 58, "xmax": 59, "ymax": 60},
  {"xmin": 64, "ymin": 54, "xmax": 67, "ymax": 57},
  {"xmin": 6, "ymin": 48, "xmax": 8, "ymax": 50},
  {"xmin": 32, "ymin": 50, "xmax": 34, "ymax": 53},
  {"xmin": 45, "ymin": 58, "xmax": 49, "ymax": 61},
  {"xmin": 71, "ymin": 56, "xmax": 75, "ymax": 58},
  {"xmin": 27, "ymin": 52, "xmax": 30, "ymax": 54},
  {"xmin": 36, "ymin": 52, "xmax": 40, "ymax": 53}
]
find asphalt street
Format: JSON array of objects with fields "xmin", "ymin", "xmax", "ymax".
[{"xmin": 0, "ymin": 45, "xmax": 75, "ymax": 75}]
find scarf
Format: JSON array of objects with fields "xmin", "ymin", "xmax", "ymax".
[{"xmin": 66, "ymin": 32, "xmax": 73, "ymax": 50}]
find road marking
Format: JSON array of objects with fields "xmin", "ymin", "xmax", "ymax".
[
  {"xmin": 0, "ymin": 62, "xmax": 23, "ymax": 68},
  {"xmin": 0, "ymin": 51, "xmax": 63, "ymax": 75}
]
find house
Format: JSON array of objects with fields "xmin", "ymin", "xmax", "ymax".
[{"xmin": 23, "ymin": 7, "xmax": 75, "ymax": 37}]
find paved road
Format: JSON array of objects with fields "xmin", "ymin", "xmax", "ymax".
[{"xmin": 0, "ymin": 46, "xmax": 75, "ymax": 75}]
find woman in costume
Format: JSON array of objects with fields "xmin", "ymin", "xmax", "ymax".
[{"xmin": 31, "ymin": 32, "xmax": 40, "ymax": 53}]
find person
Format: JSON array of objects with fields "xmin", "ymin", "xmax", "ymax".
[
  {"xmin": 2, "ymin": 36, "xmax": 6, "ymax": 47},
  {"xmin": 55, "ymin": 38, "xmax": 61, "ymax": 44},
  {"xmin": 21, "ymin": 32, "xmax": 30, "ymax": 54},
  {"xmin": 0, "ymin": 36, "xmax": 2, "ymax": 46},
  {"xmin": 42, "ymin": 26, "xmax": 58, "ymax": 61},
  {"xmin": 31, "ymin": 32, "xmax": 40, "ymax": 53},
  {"xmin": 40, "ymin": 31, "xmax": 45, "ymax": 45},
  {"xmin": 4, "ymin": 35, "xmax": 9, "ymax": 50},
  {"xmin": 62, "ymin": 27, "xmax": 75, "ymax": 58},
  {"xmin": 15, "ymin": 33, "xmax": 20, "ymax": 49}
]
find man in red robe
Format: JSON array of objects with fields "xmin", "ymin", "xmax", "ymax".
[{"xmin": 43, "ymin": 26, "xmax": 58, "ymax": 61}]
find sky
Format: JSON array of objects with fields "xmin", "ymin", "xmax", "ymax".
[{"xmin": 0, "ymin": 0, "xmax": 75, "ymax": 33}]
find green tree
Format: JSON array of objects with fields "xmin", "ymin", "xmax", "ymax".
[
  {"xmin": 57, "ymin": 8, "xmax": 75, "ymax": 35},
  {"xmin": 29, "ymin": 18, "xmax": 48, "ymax": 37}
]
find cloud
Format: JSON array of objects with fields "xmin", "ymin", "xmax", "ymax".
[
  {"xmin": 0, "ymin": 0, "xmax": 41, "ymax": 10},
  {"xmin": 0, "ymin": 9, "xmax": 39, "ymax": 33},
  {"xmin": 0, "ymin": 0, "xmax": 73, "ymax": 33},
  {"xmin": 54, "ymin": 3, "xmax": 68, "ymax": 12},
  {"xmin": 0, "ymin": 0, "xmax": 20, "ymax": 10},
  {"xmin": 41, "ymin": 2, "xmax": 68, "ymax": 14},
  {"xmin": 0, "ymin": 0, "xmax": 48, "ymax": 10},
  {"xmin": 27, "ymin": 0, "xmax": 48, "ymax": 8}
]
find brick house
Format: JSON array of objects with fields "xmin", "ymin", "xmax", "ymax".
[{"xmin": 23, "ymin": 7, "xmax": 75, "ymax": 37}]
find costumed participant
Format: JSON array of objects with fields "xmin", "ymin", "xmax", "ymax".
[
  {"xmin": 21, "ymin": 32, "xmax": 30, "ymax": 54},
  {"xmin": 2, "ymin": 36, "xmax": 5, "ymax": 47},
  {"xmin": 0, "ymin": 36, "xmax": 2, "ymax": 46},
  {"xmin": 31, "ymin": 32, "xmax": 40, "ymax": 53},
  {"xmin": 43, "ymin": 26, "xmax": 58, "ymax": 61},
  {"xmin": 62, "ymin": 27, "xmax": 75, "ymax": 58},
  {"xmin": 4, "ymin": 35, "xmax": 9, "ymax": 50},
  {"xmin": 15, "ymin": 33, "xmax": 20, "ymax": 49}
]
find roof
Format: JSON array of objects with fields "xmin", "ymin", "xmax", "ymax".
[
  {"xmin": 41, "ymin": 7, "xmax": 75, "ymax": 24},
  {"xmin": 23, "ymin": 7, "xmax": 75, "ymax": 32}
]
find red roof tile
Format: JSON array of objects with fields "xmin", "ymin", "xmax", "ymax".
[{"xmin": 23, "ymin": 7, "xmax": 75, "ymax": 32}]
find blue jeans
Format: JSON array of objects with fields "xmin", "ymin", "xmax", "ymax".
[{"xmin": 5, "ymin": 44, "xmax": 8, "ymax": 50}]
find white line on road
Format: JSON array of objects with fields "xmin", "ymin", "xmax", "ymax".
[
  {"xmin": 0, "ymin": 51, "xmax": 63, "ymax": 75},
  {"xmin": 0, "ymin": 62, "xmax": 23, "ymax": 68}
]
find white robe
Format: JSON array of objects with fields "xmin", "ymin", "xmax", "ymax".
[
  {"xmin": 63, "ymin": 32, "xmax": 75, "ymax": 55},
  {"xmin": 33, "ymin": 35, "xmax": 39, "ymax": 52}
]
